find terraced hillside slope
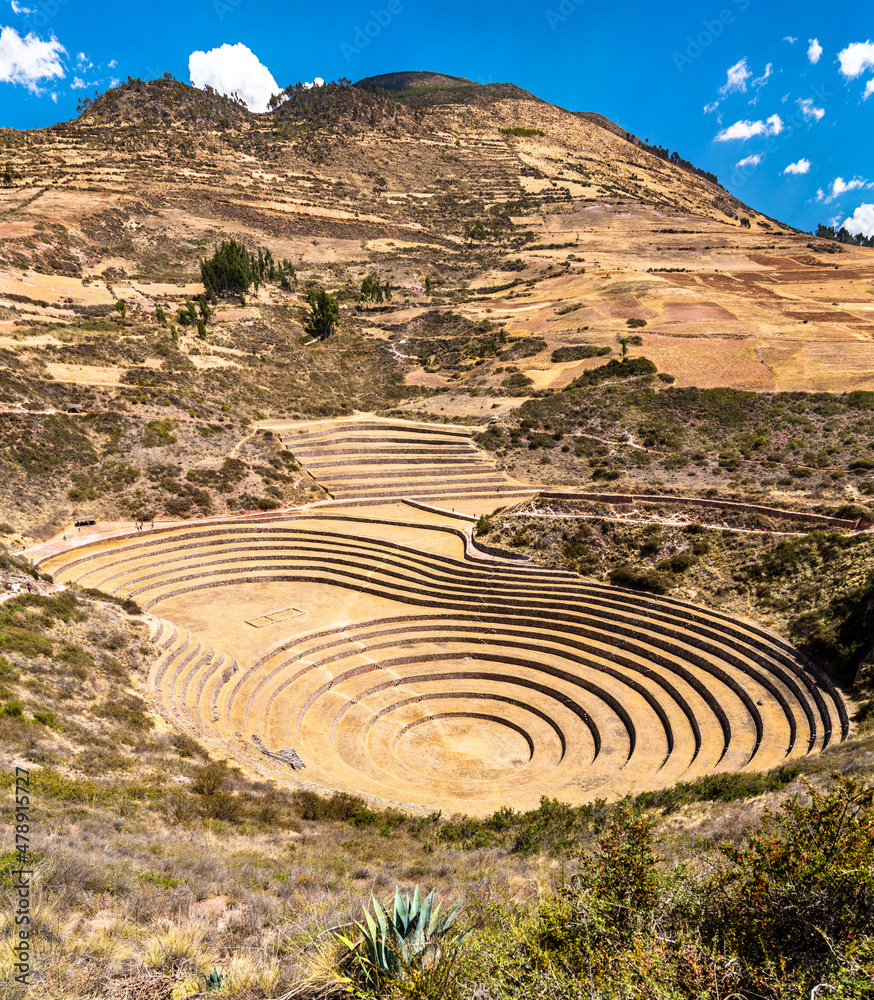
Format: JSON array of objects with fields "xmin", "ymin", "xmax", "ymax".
[
  {"xmin": 27, "ymin": 439, "xmax": 848, "ymax": 815},
  {"xmin": 270, "ymin": 415, "xmax": 534, "ymax": 503}
]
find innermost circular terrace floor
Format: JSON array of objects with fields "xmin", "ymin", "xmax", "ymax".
[{"xmin": 393, "ymin": 715, "xmax": 534, "ymax": 782}]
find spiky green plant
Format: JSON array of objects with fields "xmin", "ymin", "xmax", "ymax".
[
  {"xmin": 204, "ymin": 966, "xmax": 226, "ymax": 991},
  {"xmin": 337, "ymin": 886, "xmax": 467, "ymax": 991}
]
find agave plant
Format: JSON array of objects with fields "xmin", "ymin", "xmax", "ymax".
[{"xmin": 337, "ymin": 885, "xmax": 468, "ymax": 990}]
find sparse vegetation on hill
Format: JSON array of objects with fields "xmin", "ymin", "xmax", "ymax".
[
  {"xmin": 357, "ymin": 70, "xmax": 537, "ymax": 110},
  {"xmin": 477, "ymin": 507, "xmax": 874, "ymax": 682},
  {"xmin": 270, "ymin": 79, "xmax": 419, "ymax": 132},
  {"xmin": 477, "ymin": 382, "xmax": 874, "ymax": 497},
  {"xmin": 74, "ymin": 74, "xmax": 253, "ymax": 129}
]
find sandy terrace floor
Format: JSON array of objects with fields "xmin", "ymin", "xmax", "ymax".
[{"xmin": 43, "ymin": 363, "xmax": 124, "ymax": 386}]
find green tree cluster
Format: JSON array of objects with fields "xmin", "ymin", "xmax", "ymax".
[
  {"xmin": 2, "ymin": 162, "xmax": 22, "ymax": 187},
  {"xmin": 817, "ymin": 222, "xmax": 874, "ymax": 248},
  {"xmin": 306, "ymin": 288, "xmax": 339, "ymax": 340},
  {"xmin": 360, "ymin": 272, "xmax": 392, "ymax": 304},
  {"xmin": 200, "ymin": 239, "xmax": 297, "ymax": 299}
]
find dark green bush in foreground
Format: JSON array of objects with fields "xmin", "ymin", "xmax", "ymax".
[{"xmin": 458, "ymin": 776, "xmax": 874, "ymax": 1000}]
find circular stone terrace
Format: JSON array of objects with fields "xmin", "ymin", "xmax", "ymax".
[{"xmin": 28, "ymin": 417, "xmax": 848, "ymax": 815}]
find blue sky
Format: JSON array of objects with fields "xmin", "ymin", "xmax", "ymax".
[{"xmin": 1, "ymin": 0, "xmax": 872, "ymax": 237}]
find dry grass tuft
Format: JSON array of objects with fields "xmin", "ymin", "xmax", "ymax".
[{"xmin": 140, "ymin": 920, "xmax": 212, "ymax": 973}]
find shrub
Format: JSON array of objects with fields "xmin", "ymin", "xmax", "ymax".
[
  {"xmin": 565, "ymin": 356, "xmax": 657, "ymax": 390},
  {"xmin": 513, "ymin": 796, "xmax": 610, "ymax": 855},
  {"xmin": 500, "ymin": 126, "xmax": 544, "ymax": 137},
  {"xmin": 81, "ymin": 588, "xmax": 143, "ymax": 615},
  {"xmin": 32, "ymin": 710, "xmax": 60, "ymax": 729},
  {"xmin": 1, "ymin": 626, "xmax": 53, "ymax": 659},
  {"xmin": 502, "ymin": 372, "xmax": 534, "ymax": 390},
  {"xmin": 475, "ymin": 514, "xmax": 492, "ymax": 536},
  {"xmin": 143, "ymin": 419, "xmax": 177, "ymax": 447},
  {"xmin": 657, "ymin": 551, "xmax": 697, "ymax": 574},
  {"xmin": 551, "ymin": 345, "xmax": 611, "ymax": 363},
  {"xmin": 58, "ymin": 643, "xmax": 94, "ymax": 671},
  {"xmin": 608, "ymin": 564, "xmax": 669, "ymax": 594},
  {"xmin": 92, "ymin": 694, "xmax": 152, "ymax": 731},
  {"xmin": 292, "ymin": 789, "xmax": 366, "ymax": 821},
  {"xmin": 634, "ymin": 765, "xmax": 800, "ymax": 815},
  {"xmin": 0, "ymin": 656, "xmax": 19, "ymax": 682},
  {"xmin": 192, "ymin": 760, "xmax": 242, "ymax": 821},
  {"xmin": 701, "ymin": 776, "xmax": 874, "ymax": 979}
]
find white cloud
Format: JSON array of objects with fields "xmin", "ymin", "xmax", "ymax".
[
  {"xmin": 303, "ymin": 76, "xmax": 325, "ymax": 90},
  {"xmin": 706, "ymin": 58, "xmax": 774, "ymax": 114},
  {"xmin": 784, "ymin": 159, "xmax": 811, "ymax": 175},
  {"xmin": 841, "ymin": 203, "xmax": 874, "ymax": 238},
  {"xmin": 807, "ymin": 38, "xmax": 823, "ymax": 64},
  {"xmin": 818, "ymin": 176, "xmax": 871, "ymax": 203},
  {"xmin": 108, "ymin": 58, "xmax": 117, "ymax": 69},
  {"xmin": 0, "ymin": 26, "xmax": 65, "ymax": 94},
  {"xmin": 10, "ymin": 1, "xmax": 37, "ymax": 13},
  {"xmin": 865, "ymin": 79, "xmax": 874, "ymax": 100},
  {"xmin": 721, "ymin": 58, "xmax": 752, "ymax": 96},
  {"xmin": 70, "ymin": 76, "xmax": 85, "ymax": 89},
  {"xmin": 784, "ymin": 36, "xmax": 798, "ymax": 45},
  {"xmin": 715, "ymin": 114, "xmax": 784, "ymax": 141},
  {"xmin": 736, "ymin": 154, "xmax": 762, "ymax": 168},
  {"xmin": 797, "ymin": 97, "xmax": 825, "ymax": 122},
  {"xmin": 188, "ymin": 42, "xmax": 278, "ymax": 113},
  {"xmin": 838, "ymin": 40, "xmax": 874, "ymax": 78},
  {"xmin": 752, "ymin": 63, "xmax": 773, "ymax": 88}
]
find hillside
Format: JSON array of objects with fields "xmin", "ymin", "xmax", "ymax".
[{"xmin": 2, "ymin": 68, "xmax": 874, "ymax": 999}]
